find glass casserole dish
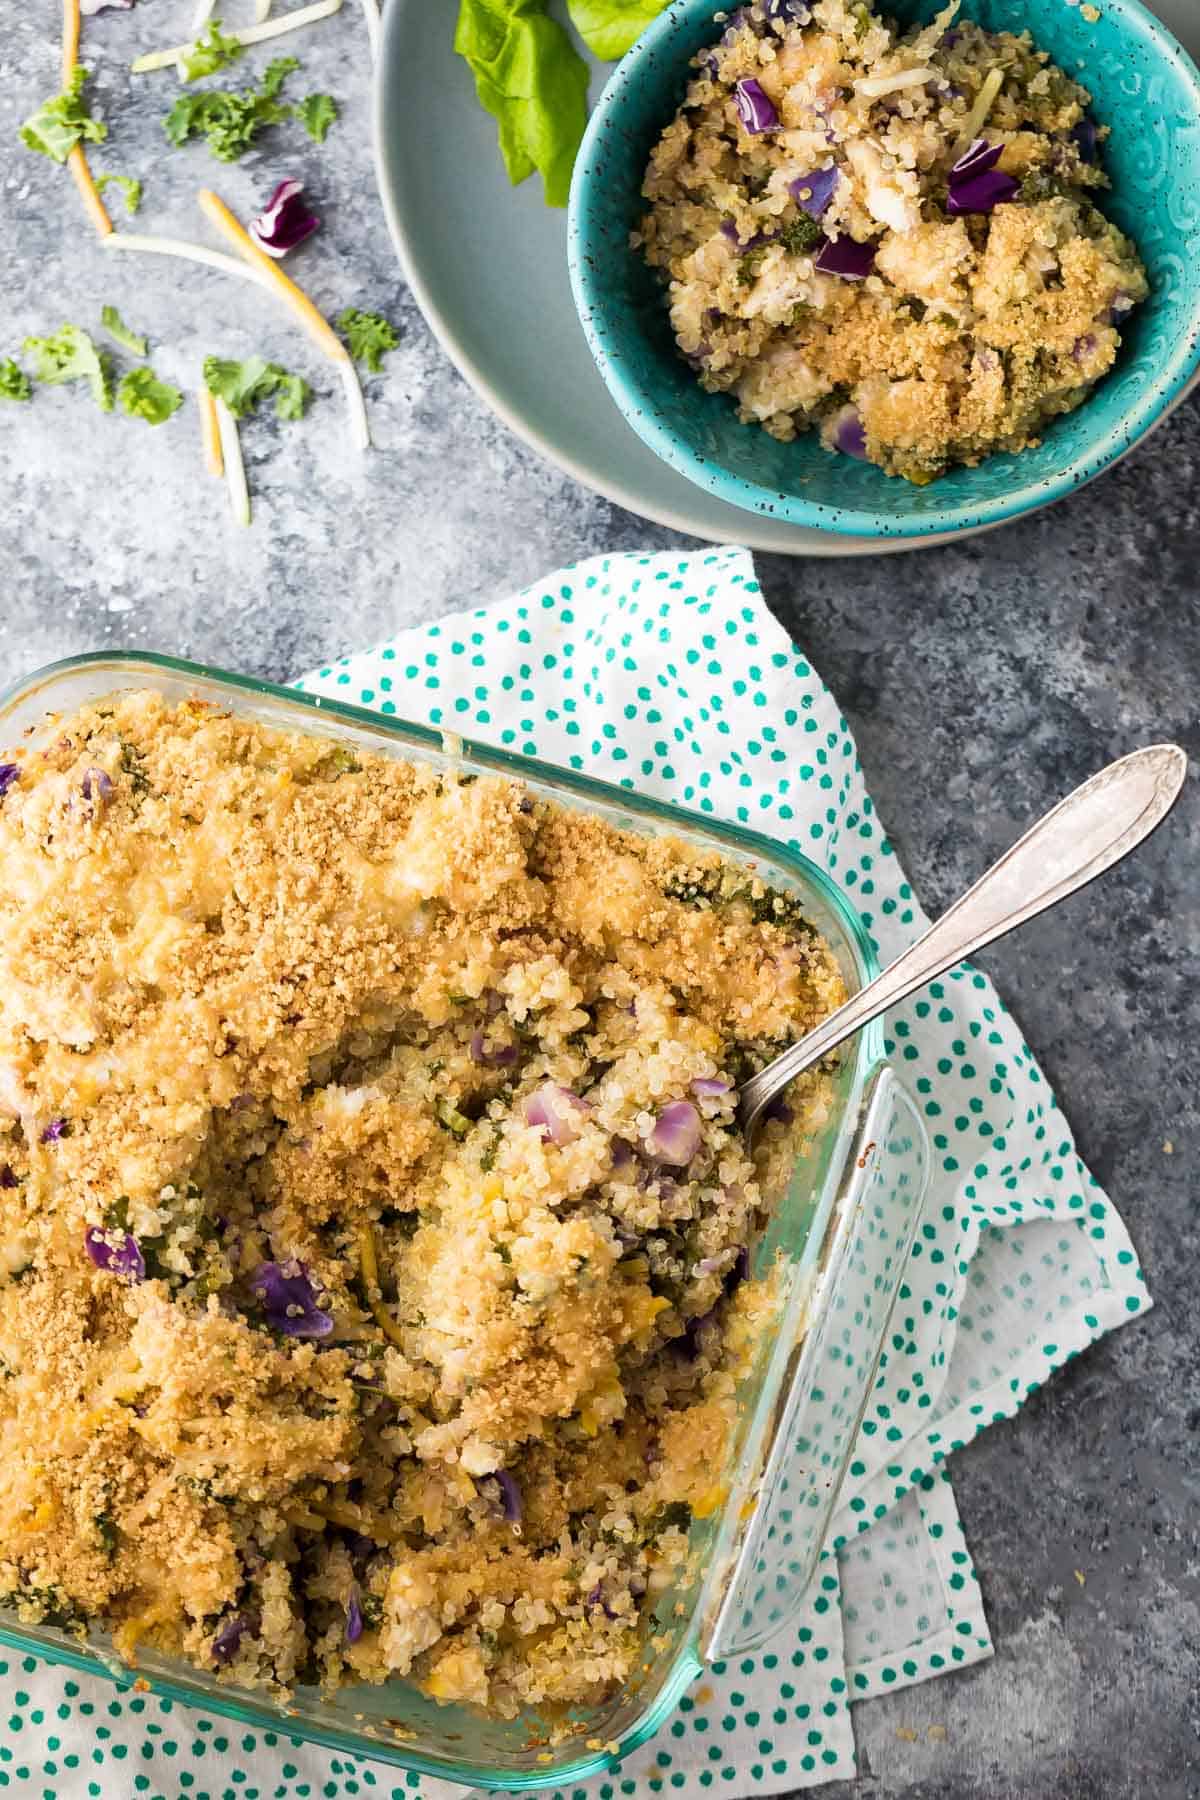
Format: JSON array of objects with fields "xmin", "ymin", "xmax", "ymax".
[{"xmin": 0, "ymin": 653, "xmax": 929, "ymax": 1788}]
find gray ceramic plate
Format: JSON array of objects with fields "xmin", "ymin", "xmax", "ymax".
[{"xmin": 372, "ymin": 0, "xmax": 1200, "ymax": 557}]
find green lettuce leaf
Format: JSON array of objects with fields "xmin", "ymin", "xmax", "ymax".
[
  {"xmin": 118, "ymin": 368, "xmax": 184, "ymax": 426},
  {"xmin": 454, "ymin": 0, "xmax": 589, "ymax": 207},
  {"xmin": 20, "ymin": 66, "xmax": 106, "ymax": 165},
  {"xmin": 179, "ymin": 18, "xmax": 244, "ymax": 83},
  {"xmin": 297, "ymin": 93, "xmax": 338, "ymax": 142},
  {"xmin": 203, "ymin": 354, "xmax": 311, "ymax": 420},
  {"xmin": 0, "ymin": 360, "xmax": 31, "ymax": 404},
  {"xmin": 566, "ymin": 0, "xmax": 665, "ymax": 60},
  {"xmin": 336, "ymin": 309, "xmax": 399, "ymax": 373},
  {"xmin": 94, "ymin": 172, "xmax": 142, "ymax": 214},
  {"xmin": 101, "ymin": 305, "xmax": 148, "ymax": 357},
  {"xmin": 22, "ymin": 325, "xmax": 113, "ymax": 411}
]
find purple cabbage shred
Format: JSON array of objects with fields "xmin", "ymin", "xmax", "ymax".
[
  {"xmin": 0, "ymin": 765, "xmax": 19, "ymax": 801},
  {"xmin": 946, "ymin": 139, "xmax": 1018, "ymax": 215},
  {"xmin": 85, "ymin": 1225, "xmax": 146, "ymax": 1283},
  {"xmin": 345, "ymin": 1586, "xmax": 365, "ymax": 1644},
  {"xmin": 734, "ymin": 78, "xmax": 780, "ymax": 134},
  {"xmin": 249, "ymin": 1259, "xmax": 334, "ymax": 1338},
  {"xmin": 41, "ymin": 1119, "xmax": 70, "ymax": 1144},
  {"xmin": 249, "ymin": 179, "xmax": 320, "ymax": 260},
  {"xmin": 788, "ymin": 165, "xmax": 839, "ymax": 218},
  {"xmin": 813, "ymin": 234, "xmax": 877, "ymax": 279}
]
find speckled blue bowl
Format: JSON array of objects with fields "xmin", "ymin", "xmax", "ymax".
[{"xmin": 567, "ymin": 0, "xmax": 1200, "ymax": 540}]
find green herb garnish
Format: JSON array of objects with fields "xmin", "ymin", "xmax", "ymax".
[
  {"xmin": 297, "ymin": 92, "xmax": 338, "ymax": 142},
  {"xmin": 20, "ymin": 66, "xmax": 106, "ymax": 164},
  {"xmin": 779, "ymin": 214, "xmax": 824, "ymax": 254},
  {"xmin": 94, "ymin": 172, "xmax": 142, "ymax": 214},
  {"xmin": 179, "ymin": 17, "xmax": 245, "ymax": 82},
  {"xmin": 22, "ymin": 325, "xmax": 113, "ymax": 411},
  {"xmin": 202, "ymin": 355, "xmax": 311, "ymax": 420},
  {"xmin": 165, "ymin": 58, "xmax": 296, "ymax": 162},
  {"xmin": 101, "ymin": 305, "xmax": 148, "ymax": 357},
  {"xmin": 336, "ymin": 308, "xmax": 399, "ymax": 373},
  {"xmin": 436, "ymin": 1096, "xmax": 473, "ymax": 1138},
  {"xmin": 0, "ymin": 360, "xmax": 31, "ymax": 403},
  {"xmin": 118, "ymin": 368, "xmax": 184, "ymax": 427}
]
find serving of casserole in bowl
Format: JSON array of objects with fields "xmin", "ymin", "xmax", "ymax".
[{"xmin": 0, "ymin": 654, "xmax": 927, "ymax": 1786}]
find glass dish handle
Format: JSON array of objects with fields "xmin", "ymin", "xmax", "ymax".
[{"xmin": 705, "ymin": 1065, "xmax": 930, "ymax": 1661}]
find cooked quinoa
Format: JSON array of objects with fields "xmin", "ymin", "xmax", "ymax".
[
  {"xmin": 636, "ymin": 0, "xmax": 1149, "ymax": 484},
  {"xmin": 0, "ymin": 693, "xmax": 845, "ymax": 1718}
]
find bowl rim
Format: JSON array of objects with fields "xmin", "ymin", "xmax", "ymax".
[{"xmin": 567, "ymin": 0, "xmax": 1200, "ymax": 541}]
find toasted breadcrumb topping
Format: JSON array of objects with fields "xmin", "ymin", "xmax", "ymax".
[{"xmin": 0, "ymin": 693, "xmax": 843, "ymax": 1715}]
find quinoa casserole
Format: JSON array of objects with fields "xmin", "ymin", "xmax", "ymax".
[
  {"xmin": 0, "ymin": 692, "xmax": 847, "ymax": 1720},
  {"xmin": 636, "ymin": 0, "xmax": 1149, "ymax": 485}
]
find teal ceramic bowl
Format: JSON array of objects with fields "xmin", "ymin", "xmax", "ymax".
[{"xmin": 567, "ymin": 0, "xmax": 1200, "ymax": 540}]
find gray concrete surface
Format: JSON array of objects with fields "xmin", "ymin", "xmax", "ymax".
[{"xmin": 2, "ymin": 2, "xmax": 1198, "ymax": 1794}]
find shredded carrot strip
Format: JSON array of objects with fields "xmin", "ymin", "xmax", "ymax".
[
  {"xmin": 62, "ymin": 0, "xmax": 80, "ymax": 84},
  {"xmin": 68, "ymin": 145, "xmax": 113, "ymax": 238},
  {"xmin": 61, "ymin": 0, "xmax": 113, "ymax": 237},
  {"xmin": 359, "ymin": 1223, "xmax": 406, "ymax": 1350},
  {"xmin": 198, "ymin": 189, "xmax": 349, "ymax": 362},
  {"xmin": 198, "ymin": 385, "xmax": 223, "ymax": 477}
]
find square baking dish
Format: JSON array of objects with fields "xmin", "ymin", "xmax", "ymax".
[{"xmin": 0, "ymin": 652, "xmax": 929, "ymax": 1787}]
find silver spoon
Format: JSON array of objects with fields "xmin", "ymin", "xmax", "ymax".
[{"xmin": 738, "ymin": 743, "xmax": 1188, "ymax": 1140}]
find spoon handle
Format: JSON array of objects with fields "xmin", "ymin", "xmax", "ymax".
[{"xmin": 739, "ymin": 744, "xmax": 1187, "ymax": 1130}]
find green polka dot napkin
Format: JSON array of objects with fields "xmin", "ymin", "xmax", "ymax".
[{"xmin": 0, "ymin": 545, "xmax": 1149, "ymax": 1799}]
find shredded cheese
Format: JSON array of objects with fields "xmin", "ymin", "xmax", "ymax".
[
  {"xmin": 214, "ymin": 397, "xmax": 250, "ymax": 526},
  {"xmin": 359, "ymin": 1223, "xmax": 406, "ymax": 1348},
  {"xmin": 101, "ymin": 231, "xmax": 274, "ymax": 292},
  {"xmin": 61, "ymin": 0, "xmax": 80, "ymax": 85},
  {"xmin": 359, "ymin": 0, "xmax": 380, "ymax": 60},
  {"xmin": 130, "ymin": 0, "xmax": 342, "ymax": 73},
  {"xmin": 855, "ymin": 66, "xmax": 938, "ymax": 98},
  {"xmin": 956, "ymin": 66, "xmax": 1006, "ymax": 151},
  {"xmin": 198, "ymin": 187, "xmax": 371, "ymax": 450},
  {"xmin": 197, "ymin": 188, "xmax": 346, "ymax": 358},
  {"xmin": 198, "ymin": 384, "xmax": 223, "ymax": 477}
]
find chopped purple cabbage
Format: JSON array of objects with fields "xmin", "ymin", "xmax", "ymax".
[
  {"xmin": 41, "ymin": 1119, "xmax": 69, "ymax": 1144},
  {"xmin": 734, "ymin": 78, "xmax": 780, "ymax": 135},
  {"xmin": 85, "ymin": 1225, "xmax": 146, "ymax": 1283},
  {"xmin": 813, "ymin": 234, "xmax": 877, "ymax": 279},
  {"xmin": 946, "ymin": 138, "xmax": 1018, "ymax": 215},
  {"xmin": 691, "ymin": 1077, "xmax": 731, "ymax": 1098},
  {"xmin": 476, "ymin": 1469, "xmax": 522, "ymax": 1523},
  {"xmin": 1072, "ymin": 333, "xmax": 1097, "ymax": 363},
  {"xmin": 0, "ymin": 765, "xmax": 19, "ymax": 801},
  {"xmin": 1071, "ymin": 115, "xmax": 1099, "ymax": 163},
  {"xmin": 585, "ymin": 1582, "xmax": 619, "ymax": 1620},
  {"xmin": 249, "ymin": 179, "xmax": 320, "ymax": 260},
  {"xmin": 646, "ymin": 1100, "xmax": 701, "ymax": 1166},
  {"xmin": 0, "ymin": 1166, "xmax": 17, "ymax": 1190},
  {"xmin": 829, "ymin": 403, "xmax": 867, "ymax": 459},
  {"xmin": 345, "ymin": 1585, "xmax": 365, "ymax": 1644},
  {"xmin": 249, "ymin": 1259, "xmax": 334, "ymax": 1338},
  {"xmin": 788, "ymin": 165, "xmax": 839, "ymax": 218},
  {"xmin": 469, "ymin": 1027, "xmax": 517, "ymax": 1069},
  {"xmin": 82, "ymin": 768, "xmax": 113, "ymax": 810},
  {"xmin": 211, "ymin": 1611, "xmax": 258, "ymax": 1665}
]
